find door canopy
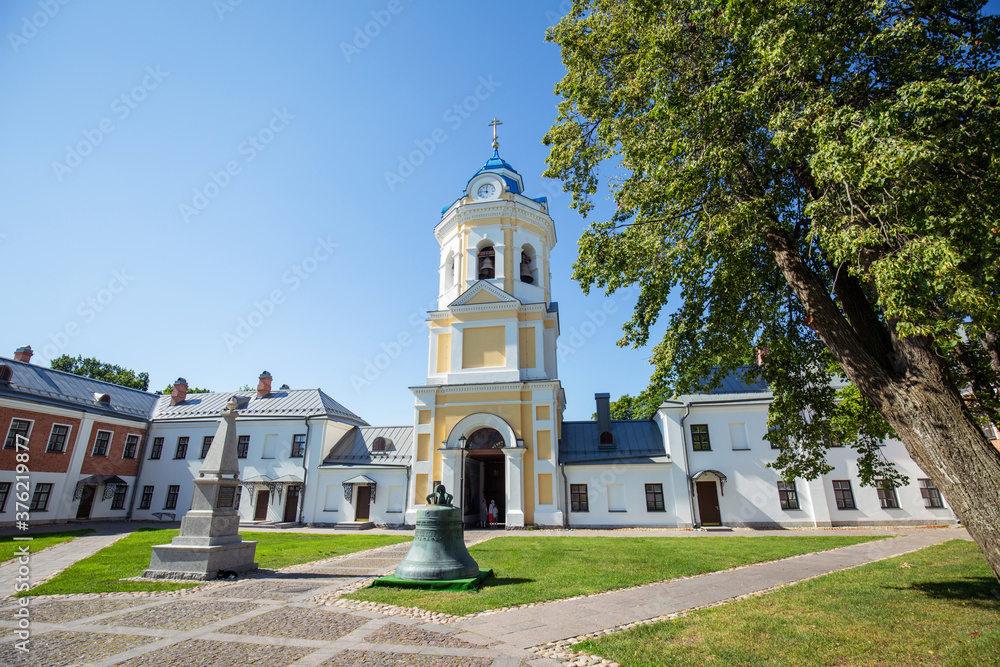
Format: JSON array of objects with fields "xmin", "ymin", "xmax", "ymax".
[{"xmin": 691, "ymin": 469, "xmax": 728, "ymax": 495}]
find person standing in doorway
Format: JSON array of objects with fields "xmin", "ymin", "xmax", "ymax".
[
  {"xmin": 479, "ymin": 498, "xmax": 487, "ymax": 528},
  {"xmin": 488, "ymin": 499, "xmax": 498, "ymax": 527}
]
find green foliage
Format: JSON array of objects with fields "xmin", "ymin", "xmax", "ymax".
[
  {"xmin": 161, "ymin": 384, "xmax": 212, "ymax": 395},
  {"xmin": 545, "ymin": 0, "xmax": 1000, "ymax": 488},
  {"xmin": 50, "ymin": 354, "xmax": 150, "ymax": 391},
  {"xmin": 576, "ymin": 540, "xmax": 1000, "ymax": 666},
  {"xmin": 347, "ymin": 534, "xmax": 883, "ymax": 615}
]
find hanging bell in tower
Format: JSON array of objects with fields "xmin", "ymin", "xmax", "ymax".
[
  {"xmin": 479, "ymin": 256, "xmax": 494, "ymax": 280},
  {"xmin": 520, "ymin": 252, "xmax": 534, "ymax": 284}
]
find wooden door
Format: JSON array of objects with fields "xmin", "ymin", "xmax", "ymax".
[
  {"xmin": 283, "ymin": 486, "xmax": 300, "ymax": 523},
  {"xmin": 696, "ymin": 481, "xmax": 722, "ymax": 526},
  {"xmin": 354, "ymin": 485, "xmax": 371, "ymax": 521},
  {"xmin": 76, "ymin": 486, "xmax": 95, "ymax": 519},
  {"xmin": 254, "ymin": 490, "xmax": 270, "ymax": 521}
]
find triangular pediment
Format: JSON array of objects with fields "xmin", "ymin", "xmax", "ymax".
[{"xmin": 449, "ymin": 280, "xmax": 520, "ymax": 307}]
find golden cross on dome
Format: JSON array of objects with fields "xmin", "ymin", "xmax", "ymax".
[{"xmin": 488, "ymin": 118, "xmax": 502, "ymax": 149}]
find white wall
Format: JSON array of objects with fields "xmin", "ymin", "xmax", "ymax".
[
  {"xmin": 305, "ymin": 467, "xmax": 408, "ymax": 526},
  {"xmin": 563, "ymin": 463, "xmax": 678, "ymax": 527}
]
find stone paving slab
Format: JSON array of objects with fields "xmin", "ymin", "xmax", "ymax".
[
  {"xmin": 319, "ymin": 649, "xmax": 497, "ymax": 666},
  {"xmin": 91, "ymin": 600, "xmax": 263, "ymax": 631},
  {"xmin": 112, "ymin": 638, "xmax": 313, "ymax": 666},
  {"xmin": 217, "ymin": 605, "xmax": 369, "ymax": 640},
  {"xmin": 203, "ymin": 580, "xmax": 329, "ymax": 600},
  {"xmin": 0, "ymin": 630, "xmax": 163, "ymax": 667},
  {"xmin": 365, "ymin": 621, "xmax": 488, "ymax": 648},
  {"xmin": 0, "ymin": 598, "xmax": 151, "ymax": 623}
]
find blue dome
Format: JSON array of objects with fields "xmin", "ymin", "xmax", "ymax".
[{"xmin": 465, "ymin": 147, "xmax": 523, "ymax": 195}]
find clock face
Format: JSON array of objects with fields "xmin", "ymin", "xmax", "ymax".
[{"xmin": 476, "ymin": 183, "xmax": 496, "ymax": 199}]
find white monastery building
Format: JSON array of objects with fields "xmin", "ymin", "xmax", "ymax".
[{"xmin": 0, "ymin": 139, "xmax": 960, "ymax": 530}]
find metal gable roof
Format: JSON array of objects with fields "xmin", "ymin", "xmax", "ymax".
[
  {"xmin": 151, "ymin": 388, "xmax": 367, "ymax": 424},
  {"xmin": 322, "ymin": 425, "xmax": 413, "ymax": 466},
  {"xmin": 0, "ymin": 357, "xmax": 158, "ymax": 420},
  {"xmin": 559, "ymin": 419, "xmax": 667, "ymax": 465}
]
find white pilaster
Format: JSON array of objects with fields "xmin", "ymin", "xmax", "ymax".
[
  {"xmin": 504, "ymin": 446, "xmax": 526, "ymax": 527},
  {"xmin": 439, "ymin": 448, "xmax": 462, "ymax": 510}
]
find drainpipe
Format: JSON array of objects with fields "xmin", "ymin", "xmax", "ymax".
[
  {"xmin": 679, "ymin": 401, "xmax": 697, "ymax": 529},
  {"xmin": 125, "ymin": 428, "xmax": 148, "ymax": 521},
  {"xmin": 298, "ymin": 416, "xmax": 314, "ymax": 524},
  {"xmin": 559, "ymin": 462, "xmax": 569, "ymax": 529}
]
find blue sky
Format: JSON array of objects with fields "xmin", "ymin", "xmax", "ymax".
[{"xmin": 2, "ymin": 1, "xmax": 998, "ymax": 425}]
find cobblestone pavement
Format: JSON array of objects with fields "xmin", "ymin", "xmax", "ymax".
[
  {"xmin": 0, "ymin": 526, "xmax": 970, "ymax": 666},
  {"xmin": 0, "ymin": 534, "xmax": 552, "ymax": 667}
]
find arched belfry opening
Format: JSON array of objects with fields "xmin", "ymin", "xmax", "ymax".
[
  {"xmin": 477, "ymin": 246, "xmax": 495, "ymax": 280},
  {"xmin": 462, "ymin": 427, "xmax": 506, "ymax": 528},
  {"xmin": 520, "ymin": 244, "xmax": 537, "ymax": 284}
]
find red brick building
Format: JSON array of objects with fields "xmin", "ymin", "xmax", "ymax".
[{"xmin": 0, "ymin": 346, "xmax": 158, "ymax": 525}]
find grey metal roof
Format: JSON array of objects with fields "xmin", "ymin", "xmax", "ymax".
[
  {"xmin": 698, "ymin": 366, "xmax": 770, "ymax": 394},
  {"xmin": 0, "ymin": 357, "xmax": 158, "ymax": 420},
  {"xmin": 322, "ymin": 425, "xmax": 413, "ymax": 466},
  {"xmin": 151, "ymin": 389, "xmax": 367, "ymax": 424},
  {"xmin": 559, "ymin": 419, "xmax": 667, "ymax": 465}
]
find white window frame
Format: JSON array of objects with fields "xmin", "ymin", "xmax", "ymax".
[
  {"xmin": 4, "ymin": 418, "xmax": 33, "ymax": 449},
  {"xmin": 46, "ymin": 423, "xmax": 72, "ymax": 453},
  {"xmin": 92, "ymin": 429, "xmax": 113, "ymax": 457}
]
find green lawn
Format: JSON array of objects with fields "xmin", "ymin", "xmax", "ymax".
[
  {"xmin": 576, "ymin": 540, "xmax": 1000, "ymax": 667},
  {"xmin": 23, "ymin": 529, "xmax": 411, "ymax": 596},
  {"xmin": 0, "ymin": 530, "xmax": 94, "ymax": 563},
  {"xmin": 346, "ymin": 535, "xmax": 886, "ymax": 615}
]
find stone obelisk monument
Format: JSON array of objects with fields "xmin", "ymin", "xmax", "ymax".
[{"xmin": 144, "ymin": 397, "xmax": 257, "ymax": 579}]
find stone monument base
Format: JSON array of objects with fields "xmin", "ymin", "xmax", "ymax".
[{"xmin": 143, "ymin": 540, "xmax": 258, "ymax": 580}]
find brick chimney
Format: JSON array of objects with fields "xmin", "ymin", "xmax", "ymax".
[
  {"xmin": 256, "ymin": 371, "xmax": 273, "ymax": 398},
  {"xmin": 170, "ymin": 377, "xmax": 189, "ymax": 405},
  {"xmin": 13, "ymin": 345, "xmax": 33, "ymax": 363},
  {"xmin": 755, "ymin": 347, "xmax": 770, "ymax": 366}
]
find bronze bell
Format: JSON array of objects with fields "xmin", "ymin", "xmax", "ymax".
[
  {"xmin": 394, "ymin": 484, "xmax": 481, "ymax": 581},
  {"xmin": 520, "ymin": 252, "xmax": 533, "ymax": 284},
  {"xmin": 479, "ymin": 256, "xmax": 495, "ymax": 280}
]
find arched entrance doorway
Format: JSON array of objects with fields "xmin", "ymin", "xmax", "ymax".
[{"xmin": 463, "ymin": 427, "xmax": 505, "ymax": 528}]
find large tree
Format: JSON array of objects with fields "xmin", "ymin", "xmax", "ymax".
[
  {"xmin": 50, "ymin": 355, "xmax": 150, "ymax": 392},
  {"xmin": 545, "ymin": 0, "xmax": 1000, "ymax": 579}
]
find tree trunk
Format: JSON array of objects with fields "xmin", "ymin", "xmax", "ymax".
[
  {"xmin": 763, "ymin": 225, "xmax": 1000, "ymax": 581},
  {"xmin": 855, "ymin": 338, "xmax": 1000, "ymax": 582}
]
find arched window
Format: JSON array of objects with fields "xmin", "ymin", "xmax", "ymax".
[
  {"xmin": 599, "ymin": 430, "xmax": 614, "ymax": 445},
  {"xmin": 520, "ymin": 244, "xmax": 537, "ymax": 284},
  {"xmin": 372, "ymin": 437, "xmax": 388, "ymax": 451},
  {"xmin": 477, "ymin": 246, "xmax": 495, "ymax": 280},
  {"xmin": 466, "ymin": 428, "xmax": 504, "ymax": 449},
  {"xmin": 444, "ymin": 251, "xmax": 456, "ymax": 290}
]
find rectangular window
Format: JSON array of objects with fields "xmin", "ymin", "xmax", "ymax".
[
  {"xmin": 92, "ymin": 430, "xmax": 112, "ymax": 457},
  {"xmin": 778, "ymin": 481, "xmax": 800, "ymax": 510},
  {"xmin": 174, "ymin": 437, "xmax": 188, "ymax": 459},
  {"xmin": 235, "ymin": 485, "xmax": 242, "ymax": 510},
  {"xmin": 139, "ymin": 485, "xmax": 154, "ymax": 510},
  {"xmin": 291, "ymin": 434, "xmax": 306, "ymax": 458},
  {"xmin": 237, "ymin": 435, "xmax": 250, "ymax": 459},
  {"xmin": 5, "ymin": 419, "xmax": 31, "ymax": 449},
  {"xmin": 876, "ymin": 480, "xmax": 900, "ymax": 509},
  {"xmin": 570, "ymin": 484, "xmax": 588, "ymax": 512},
  {"xmin": 645, "ymin": 483, "xmax": 665, "ymax": 512},
  {"xmin": 30, "ymin": 483, "xmax": 53, "ymax": 511},
  {"xmin": 123, "ymin": 434, "xmax": 139, "ymax": 459},
  {"xmin": 200, "ymin": 436, "xmax": 214, "ymax": 459},
  {"xmin": 47, "ymin": 424, "xmax": 70, "ymax": 453},
  {"xmin": 690, "ymin": 424, "xmax": 711, "ymax": 451},
  {"xmin": 919, "ymin": 479, "xmax": 944, "ymax": 508},
  {"xmin": 832, "ymin": 480, "xmax": 856, "ymax": 510},
  {"xmin": 164, "ymin": 485, "xmax": 180, "ymax": 510},
  {"xmin": 150, "ymin": 437, "xmax": 163, "ymax": 460},
  {"xmin": 0, "ymin": 482, "xmax": 9, "ymax": 512},
  {"xmin": 111, "ymin": 484, "xmax": 128, "ymax": 510},
  {"xmin": 729, "ymin": 423, "xmax": 750, "ymax": 450}
]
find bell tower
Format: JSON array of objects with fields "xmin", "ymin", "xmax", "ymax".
[{"xmin": 408, "ymin": 122, "xmax": 565, "ymax": 528}]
